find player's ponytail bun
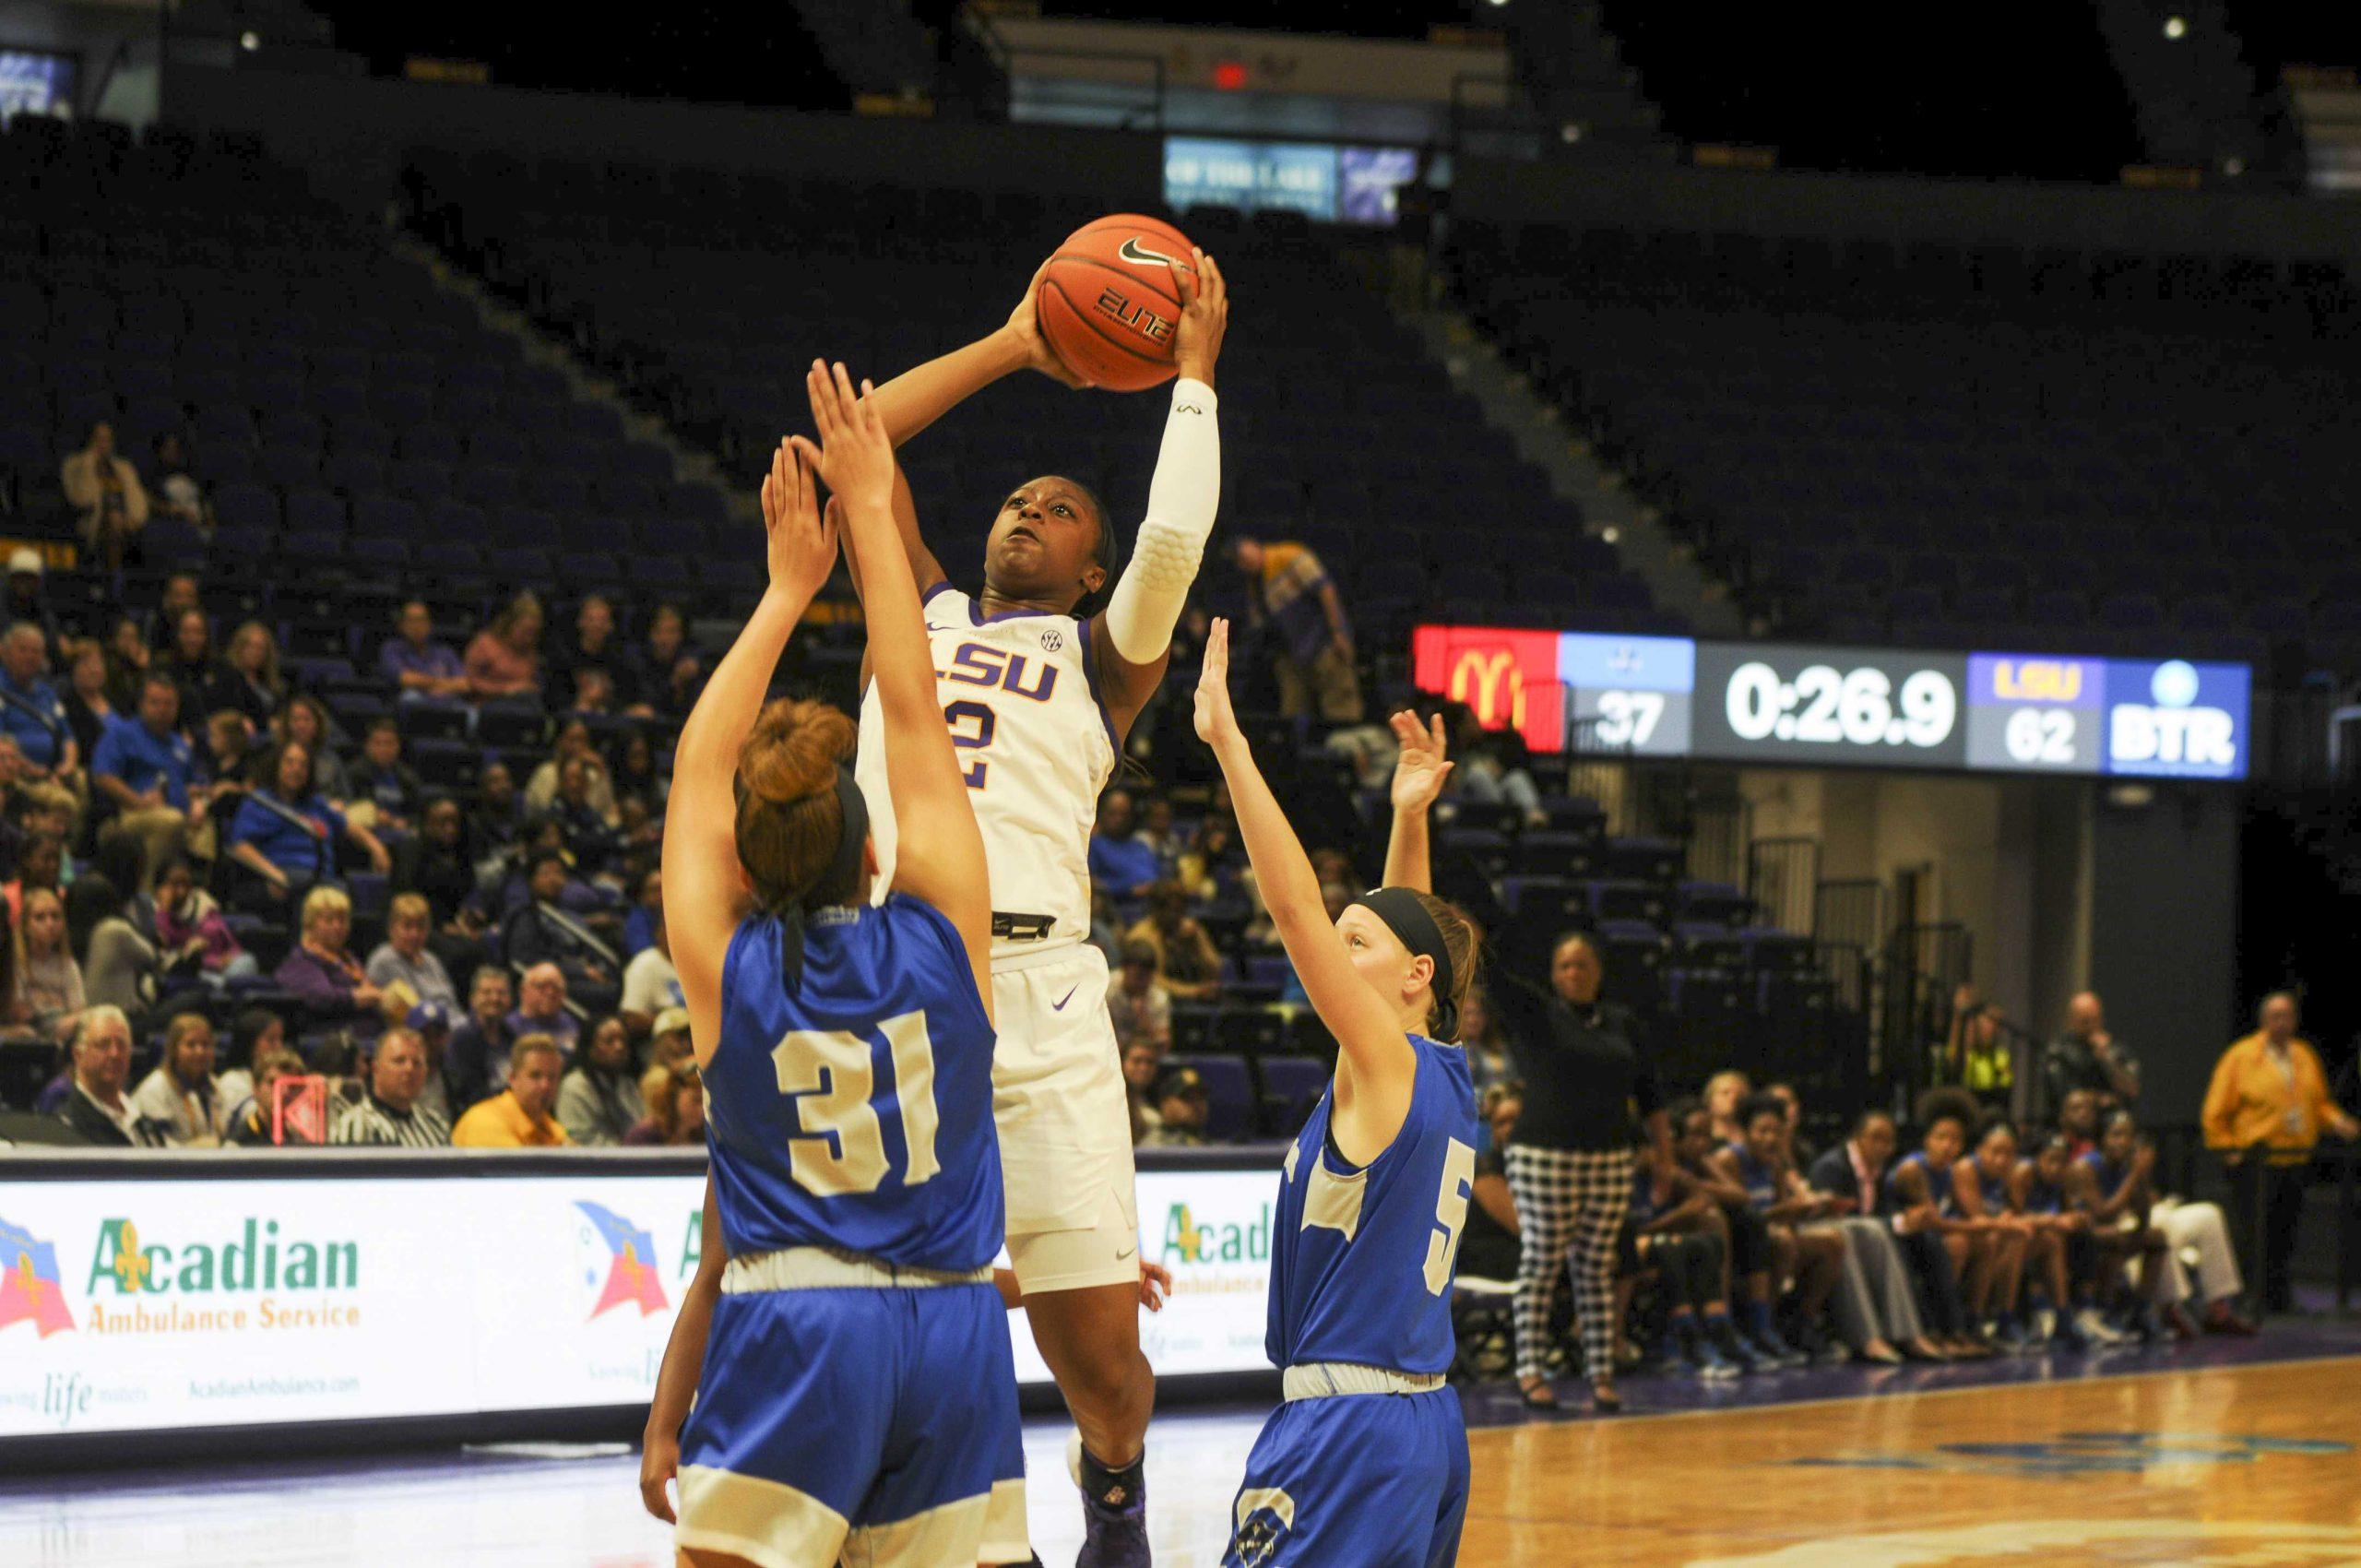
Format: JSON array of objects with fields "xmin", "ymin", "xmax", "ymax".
[{"xmin": 734, "ymin": 698, "xmax": 861, "ymax": 913}]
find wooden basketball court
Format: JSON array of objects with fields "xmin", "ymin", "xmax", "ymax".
[{"xmin": 4, "ymin": 1351, "xmax": 2357, "ymax": 1566}]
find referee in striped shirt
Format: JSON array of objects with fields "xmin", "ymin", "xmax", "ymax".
[{"xmin": 330, "ymin": 1026, "xmax": 452, "ymax": 1147}]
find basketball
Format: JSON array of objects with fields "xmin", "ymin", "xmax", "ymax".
[{"xmin": 1036, "ymin": 213, "xmax": 1196, "ymax": 392}]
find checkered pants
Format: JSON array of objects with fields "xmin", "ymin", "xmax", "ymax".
[{"xmin": 1504, "ymin": 1145, "xmax": 1632, "ymax": 1383}]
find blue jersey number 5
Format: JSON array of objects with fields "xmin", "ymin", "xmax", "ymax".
[{"xmin": 944, "ymin": 700, "xmax": 995, "ymax": 790}]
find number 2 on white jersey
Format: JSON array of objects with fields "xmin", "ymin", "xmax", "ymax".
[
  {"xmin": 772, "ymin": 1011, "xmax": 942, "ymax": 1196},
  {"xmin": 1422, "ymin": 1139, "xmax": 1477, "ymax": 1295}
]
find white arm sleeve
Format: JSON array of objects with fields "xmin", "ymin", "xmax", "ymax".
[{"xmin": 1104, "ymin": 377, "xmax": 1219, "ymax": 663}]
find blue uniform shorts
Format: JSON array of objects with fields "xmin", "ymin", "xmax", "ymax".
[
  {"xmin": 677, "ymin": 1281, "xmax": 1027, "ymax": 1567},
  {"xmin": 1222, "ymin": 1387, "xmax": 1469, "ymax": 1567}
]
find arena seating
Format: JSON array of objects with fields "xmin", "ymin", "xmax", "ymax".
[
  {"xmin": 1451, "ymin": 220, "xmax": 2361, "ymax": 673},
  {"xmin": 402, "ymin": 149, "xmax": 1677, "ymax": 653}
]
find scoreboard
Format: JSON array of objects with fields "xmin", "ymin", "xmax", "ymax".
[{"xmin": 1412, "ymin": 626, "xmax": 2251, "ymax": 781}]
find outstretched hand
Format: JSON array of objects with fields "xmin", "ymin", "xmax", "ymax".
[
  {"xmin": 757, "ymin": 437, "xmax": 839, "ymax": 604},
  {"xmin": 1005, "ymin": 259, "xmax": 1091, "ymax": 389},
  {"xmin": 1193, "ymin": 617, "xmax": 1240, "ymax": 748},
  {"xmin": 1388, "ymin": 708, "xmax": 1453, "ymax": 814},
  {"xmin": 789, "ymin": 361, "xmax": 897, "ymax": 517},
  {"xmin": 1172, "ymin": 247, "xmax": 1228, "ymax": 388}
]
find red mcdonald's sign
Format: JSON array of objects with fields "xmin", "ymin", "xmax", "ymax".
[{"xmin": 1409, "ymin": 625, "xmax": 1566, "ymax": 753}]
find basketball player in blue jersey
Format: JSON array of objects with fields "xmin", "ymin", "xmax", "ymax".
[
  {"xmin": 1192, "ymin": 619, "xmax": 1481, "ymax": 1568},
  {"xmin": 840, "ymin": 254, "xmax": 1228, "ymax": 1562},
  {"xmin": 649, "ymin": 362, "xmax": 1026, "ymax": 1567}
]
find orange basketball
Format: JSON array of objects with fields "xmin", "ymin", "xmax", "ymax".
[{"xmin": 1037, "ymin": 214, "xmax": 1196, "ymax": 393}]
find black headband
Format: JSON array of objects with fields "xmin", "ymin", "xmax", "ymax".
[
  {"xmin": 773, "ymin": 766, "xmax": 869, "ymax": 993},
  {"xmin": 1347, "ymin": 885, "xmax": 1458, "ymax": 1041}
]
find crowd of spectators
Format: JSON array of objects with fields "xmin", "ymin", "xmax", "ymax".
[{"xmin": 0, "ymin": 552, "xmax": 706, "ymax": 1153}]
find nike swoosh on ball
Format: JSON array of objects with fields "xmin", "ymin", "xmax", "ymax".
[{"xmin": 1118, "ymin": 237, "xmax": 1180, "ymax": 267}]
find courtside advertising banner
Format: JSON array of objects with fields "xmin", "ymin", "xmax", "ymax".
[{"xmin": 0, "ymin": 1166, "xmax": 1278, "ymax": 1438}]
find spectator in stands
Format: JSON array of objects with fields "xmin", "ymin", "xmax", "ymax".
[
  {"xmin": 1123, "ymin": 881, "xmax": 1224, "ymax": 1002},
  {"xmin": 556, "ymin": 1016, "xmax": 646, "ymax": 1146},
  {"xmin": 380, "ymin": 600, "xmax": 469, "ymax": 700},
  {"xmin": 1140, "ymin": 1063, "xmax": 1209, "ymax": 1147},
  {"xmin": 2045, "ymin": 991, "xmax": 2139, "ymax": 1115},
  {"xmin": 472, "ymin": 759, "xmax": 525, "ymax": 858},
  {"xmin": 1946, "ymin": 988, "xmax": 2013, "ymax": 1109},
  {"xmin": 274, "ymin": 885, "xmax": 389, "ymax": 1031},
  {"xmin": 1463, "ymin": 1088, "xmax": 1525, "ymax": 1277},
  {"xmin": 621, "ymin": 866, "xmax": 662, "ymax": 957},
  {"xmin": 447, "ymin": 965, "xmax": 516, "ymax": 1105},
  {"xmin": 619, "ymin": 900, "xmax": 682, "ymax": 1039},
  {"xmin": 624, "ymin": 1058, "xmax": 704, "ymax": 1146},
  {"xmin": 1230, "ymin": 535, "xmax": 1361, "ymax": 722},
  {"xmin": 102, "ymin": 616, "xmax": 152, "ymax": 711},
  {"xmin": 451, "ymin": 1034, "xmax": 572, "ymax": 1147},
  {"xmin": 216, "ymin": 1006, "xmax": 286, "ymax": 1121},
  {"xmin": 128, "ymin": 1010, "xmax": 229, "ymax": 1146},
  {"xmin": 61, "ymin": 645, "xmax": 115, "ymax": 769},
  {"xmin": 525, "ymin": 719, "xmax": 619, "ymax": 822},
  {"xmin": 365, "ymin": 893, "xmax": 458, "ymax": 1010},
  {"xmin": 277, "ymin": 695, "xmax": 352, "ymax": 803},
  {"xmin": 505, "ymin": 960, "xmax": 580, "ymax": 1055},
  {"xmin": 1458, "ymin": 985, "xmax": 1513, "ymax": 1095},
  {"xmin": 2085, "ymin": 1107, "xmax": 2250, "ymax": 1336},
  {"xmin": 1108, "ymin": 940, "xmax": 1173, "ymax": 1054},
  {"xmin": 226, "ymin": 740, "xmax": 389, "ymax": 910},
  {"xmin": 161, "ymin": 612, "xmax": 216, "ymax": 721},
  {"xmin": 1807, "ymin": 1108, "xmax": 1977, "ymax": 1359},
  {"xmin": 630, "ymin": 601, "xmax": 701, "ymax": 717},
  {"xmin": 1137, "ymin": 797, "xmax": 1185, "ymax": 880},
  {"xmin": 1490, "ymin": 931, "xmax": 1672, "ymax": 1411},
  {"xmin": 1088, "ymin": 788, "xmax": 1160, "ymax": 899},
  {"xmin": 73, "ymin": 873, "xmax": 158, "ymax": 1018},
  {"xmin": 227, "ymin": 1048, "xmax": 310, "ymax": 1147},
  {"xmin": 199, "ymin": 708, "xmax": 254, "ymax": 793},
  {"xmin": 60, "ymin": 422, "xmax": 149, "ymax": 570},
  {"xmin": 404, "ymin": 1000, "xmax": 459, "ymax": 1126},
  {"xmin": 552, "ymin": 593, "xmax": 635, "ymax": 713},
  {"xmin": 57, "ymin": 1005, "xmax": 162, "ymax": 1146},
  {"xmin": 392, "ymin": 795, "xmax": 478, "ymax": 920},
  {"xmin": 1122, "ymin": 1038, "xmax": 1166, "ymax": 1145},
  {"xmin": 2, "ymin": 551, "xmax": 62, "ymax": 650},
  {"xmin": 545, "ymin": 756, "xmax": 623, "ymax": 876},
  {"xmin": 1176, "ymin": 816, "xmax": 1245, "ymax": 907},
  {"xmin": 339, "ymin": 721, "xmax": 418, "ymax": 842},
  {"xmin": 143, "ymin": 574, "xmax": 202, "ymax": 651},
  {"xmin": 0, "ymin": 624, "xmax": 81, "ymax": 831},
  {"xmin": 502, "ymin": 851, "xmax": 619, "ymax": 1008},
  {"xmin": 3, "ymin": 832, "xmax": 65, "ymax": 925},
  {"xmin": 91, "ymin": 671, "xmax": 199, "ymax": 887},
  {"xmin": 609, "ymin": 730, "xmax": 665, "ymax": 817},
  {"xmin": 139, "ymin": 856, "xmax": 256, "ymax": 985},
  {"xmin": 566, "ymin": 668, "xmax": 617, "ymax": 718},
  {"xmin": 2202, "ymin": 992, "xmax": 2357, "ymax": 1315},
  {"xmin": 147, "ymin": 433, "xmax": 211, "ymax": 531},
  {"xmin": 464, "ymin": 591, "xmax": 545, "ymax": 700},
  {"xmin": 647, "ymin": 1006, "xmax": 693, "ymax": 1075},
  {"xmin": 329, "ymin": 1026, "xmax": 452, "ymax": 1147},
  {"xmin": 207, "ymin": 620, "xmax": 283, "ymax": 728},
  {"xmin": 1441, "ymin": 704, "xmax": 1547, "ymax": 828},
  {"xmin": 12, "ymin": 885, "xmax": 84, "ymax": 1040}
]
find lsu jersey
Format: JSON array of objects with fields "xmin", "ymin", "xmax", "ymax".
[
  {"xmin": 1268, "ymin": 1036, "xmax": 1479, "ymax": 1375},
  {"xmin": 856, "ymin": 584, "xmax": 1116, "ymax": 962},
  {"xmin": 704, "ymin": 893, "xmax": 1001, "ymax": 1271}
]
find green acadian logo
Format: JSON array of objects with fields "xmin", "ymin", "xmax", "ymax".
[
  {"xmin": 78, "ymin": 1218, "xmax": 363, "ymax": 1333},
  {"xmin": 1161, "ymin": 1203, "xmax": 1272, "ymax": 1265}
]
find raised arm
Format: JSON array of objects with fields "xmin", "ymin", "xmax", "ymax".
[
  {"xmin": 1193, "ymin": 619, "xmax": 1416, "ymax": 1160},
  {"xmin": 1095, "ymin": 251, "xmax": 1228, "ymax": 742},
  {"xmin": 663, "ymin": 439, "xmax": 842, "ymax": 1063},
  {"xmin": 1382, "ymin": 708, "xmax": 1452, "ymax": 893},
  {"xmin": 792, "ymin": 362, "xmax": 993, "ymax": 1006},
  {"xmin": 862, "ymin": 262, "xmax": 1091, "ymax": 590}
]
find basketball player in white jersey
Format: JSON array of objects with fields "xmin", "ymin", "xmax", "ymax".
[{"xmin": 841, "ymin": 250, "xmax": 1227, "ymax": 1564}]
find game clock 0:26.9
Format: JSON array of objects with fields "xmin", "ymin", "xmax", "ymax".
[{"xmin": 1691, "ymin": 645, "xmax": 1969, "ymax": 767}]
